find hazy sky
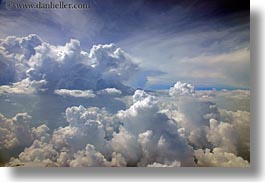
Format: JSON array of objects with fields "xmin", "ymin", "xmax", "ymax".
[{"xmin": 0, "ymin": 0, "xmax": 250, "ymax": 90}]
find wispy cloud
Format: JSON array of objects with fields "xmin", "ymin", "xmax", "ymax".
[{"xmin": 119, "ymin": 23, "xmax": 249, "ymax": 89}]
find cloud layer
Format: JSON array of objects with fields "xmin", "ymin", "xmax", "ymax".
[
  {"xmin": 7, "ymin": 90, "xmax": 196, "ymax": 167},
  {"xmin": 0, "ymin": 34, "xmax": 250, "ymax": 167},
  {"xmin": 2, "ymin": 84, "xmax": 250, "ymax": 167}
]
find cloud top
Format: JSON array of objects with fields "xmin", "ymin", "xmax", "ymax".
[
  {"xmin": 169, "ymin": 82, "xmax": 195, "ymax": 96},
  {"xmin": 0, "ymin": 35, "xmax": 138, "ymax": 95}
]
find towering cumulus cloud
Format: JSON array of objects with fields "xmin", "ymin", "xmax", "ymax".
[
  {"xmin": 0, "ymin": 35, "xmax": 138, "ymax": 94},
  {"xmin": 115, "ymin": 90, "xmax": 195, "ymax": 166},
  {"xmin": 0, "ymin": 35, "xmax": 42, "ymax": 84},
  {"xmin": 169, "ymin": 82, "xmax": 195, "ymax": 96}
]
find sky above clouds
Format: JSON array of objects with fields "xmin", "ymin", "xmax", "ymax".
[{"xmin": 0, "ymin": 0, "xmax": 250, "ymax": 90}]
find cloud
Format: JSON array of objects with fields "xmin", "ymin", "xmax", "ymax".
[
  {"xmin": 0, "ymin": 0, "xmax": 249, "ymax": 90},
  {"xmin": 208, "ymin": 110, "xmax": 250, "ymax": 160},
  {"xmin": 169, "ymin": 81, "xmax": 195, "ymax": 96},
  {"xmin": 116, "ymin": 90, "xmax": 195, "ymax": 166},
  {"xmin": 52, "ymin": 106, "xmax": 109, "ymax": 153},
  {"xmin": 27, "ymin": 38, "xmax": 93, "ymax": 90},
  {"xmin": 54, "ymin": 89, "xmax": 95, "ymax": 98},
  {"xmin": 163, "ymin": 84, "xmax": 220, "ymax": 131},
  {"xmin": 207, "ymin": 119, "xmax": 238, "ymax": 154},
  {"xmin": 69, "ymin": 144, "xmax": 109, "ymax": 167},
  {"xmin": 185, "ymin": 109, "xmax": 250, "ymax": 163},
  {"xmin": 4, "ymin": 87, "xmax": 250, "ymax": 167},
  {"xmin": 11, "ymin": 139, "xmax": 58, "ymax": 166},
  {"xmin": 195, "ymin": 148, "xmax": 249, "ymax": 167},
  {"xmin": 119, "ymin": 83, "xmax": 249, "ymax": 167},
  {"xmin": 89, "ymin": 44, "xmax": 138, "ymax": 82},
  {"xmin": 181, "ymin": 48, "xmax": 250, "ymax": 88},
  {"xmin": 188, "ymin": 126, "xmax": 212, "ymax": 149},
  {"xmin": 157, "ymin": 82, "xmax": 250, "ymax": 165},
  {"xmin": 32, "ymin": 124, "xmax": 50, "ymax": 143},
  {"xmin": 0, "ymin": 0, "xmax": 102, "ymax": 45},
  {"xmin": 0, "ymin": 80, "xmax": 249, "ymax": 167},
  {"xmin": 0, "ymin": 35, "xmax": 138, "ymax": 95},
  {"xmin": 147, "ymin": 161, "xmax": 181, "ymax": 167},
  {"xmin": 27, "ymin": 40, "xmax": 138, "ymax": 93},
  {"xmin": 0, "ymin": 0, "xmax": 250, "ymax": 168},
  {"xmin": 0, "ymin": 34, "xmax": 42, "ymax": 84},
  {"xmin": 7, "ymin": 90, "xmax": 197, "ymax": 167},
  {"xmin": 196, "ymin": 89, "xmax": 250, "ymax": 112},
  {"xmin": 96, "ymin": 88, "xmax": 122, "ymax": 96},
  {"xmin": 0, "ymin": 113, "xmax": 33, "ymax": 149},
  {"xmin": 0, "ymin": 78, "xmax": 47, "ymax": 95},
  {"xmin": 110, "ymin": 127, "xmax": 141, "ymax": 166},
  {"xmin": 59, "ymin": 90, "xmax": 195, "ymax": 167},
  {"xmin": 119, "ymin": 24, "xmax": 249, "ymax": 89}
]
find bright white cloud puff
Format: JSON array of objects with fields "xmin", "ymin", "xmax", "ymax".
[
  {"xmin": 54, "ymin": 89, "xmax": 95, "ymax": 98},
  {"xmin": 169, "ymin": 81, "xmax": 195, "ymax": 96}
]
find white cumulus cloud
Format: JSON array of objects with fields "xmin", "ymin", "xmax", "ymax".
[
  {"xmin": 96, "ymin": 88, "xmax": 122, "ymax": 96},
  {"xmin": 195, "ymin": 148, "xmax": 250, "ymax": 167},
  {"xmin": 169, "ymin": 81, "xmax": 195, "ymax": 96},
  {"xmin": 0, "ymin": 78, "xmax": 47, "ymax": 95},
  {"xmin": 54, "ymin": 89, "xmax": 95, "ymax": 98}
]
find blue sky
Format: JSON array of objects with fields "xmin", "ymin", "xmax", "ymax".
[{"xmin": 0, "ymin": 0, "xmax": 250, "ymax": 90}]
